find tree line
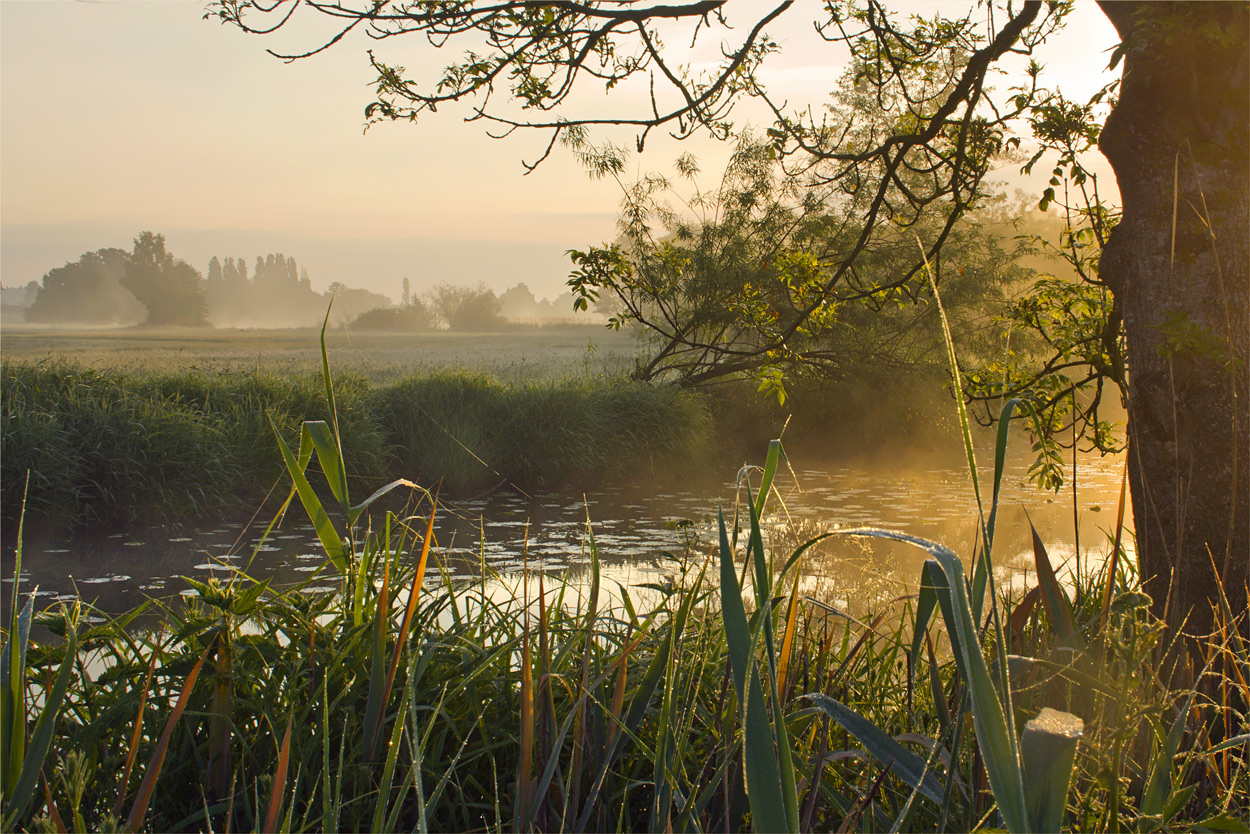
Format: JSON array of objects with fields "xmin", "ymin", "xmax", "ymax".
[
  {"xmin": 351, "ymin": 281, "xmax": 584, "ymax": 332},
  {"xmin": 21, "ymin": 233, "xmax": 389, "ymax": 328}
]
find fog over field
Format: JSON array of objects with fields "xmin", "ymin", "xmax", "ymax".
[{"xmin": 1, "ymin": 1, "xmax": 1116, "ymax": 308}]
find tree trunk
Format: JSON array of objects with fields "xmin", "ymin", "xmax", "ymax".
[{"xmin": 1096, "ymin": 1, "xmax": 1249, "ymax": 643}]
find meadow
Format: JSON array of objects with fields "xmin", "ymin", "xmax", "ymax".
[
  {"xmin": 1, "ymin": 325, "xmax": 964, "ymax": 532},
  {"xmin": 0, "ymin": 324, "xmax": 640, "ymax": 384}
]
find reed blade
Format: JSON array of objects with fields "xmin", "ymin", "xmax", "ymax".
[
  {"xmin": 270, "ymin": 417, "xmax": 347, "ymax": 573},
  {"xmin": 123, "ymin": 640, "xmax": 211, "ymax": 834},
  {"xmin": 3, "ymin": 608, "xmax": 76, "ymax": 827},
  {"xmin": 262, "ymin": 717, "xmax": 293, "ymax": 834},
  {"xmin": 1, "ymin": 593, "xmax": 34, "ymax": 799},
  {"xmin": 805, "ymin": 694, "xmax": 946, "ymax": 806},
  {"xmin": 363, "ymin": 554, "xmax": 392, "ymax": 758},
  {"xmin": 718, "ymin": 508, "xmax": 793, "ymax": 833},
  {"xmin": 378, "ymin": 494, "xmax": 439, "ymax": 752},
  {"xmin": 1027, "ymin": 519, "xmax": 1079, "ymax": 645},
  {"xmin": 842, "ymin": 528, "xmax": 1028, "ymax": 833}
]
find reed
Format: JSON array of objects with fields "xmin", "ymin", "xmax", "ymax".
[
  {"xmin": 2, "ymin": 336, "xmax": 1246, "ymax": 833},
  {"xmin": 1, "ymin": 361, "xmax": 711, "ymax": 530}
]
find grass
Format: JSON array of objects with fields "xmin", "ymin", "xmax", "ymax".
[
  {"xmin": 1, "ymin": 332, "xmax": 1246, "ymax": 832},
  {"xmin": 4, "ymin": 321, "xmax": 1245, "ymax": 832},
  {"xmin": 2, "ymin": 434, "xmax": 1246, "ymax": 832},
  {"xmin": 0, "ymin": 325, "xmax": 639, "ymax": 385},
  {"xmin": 1, "ymin": 360, "xmax": 713, "ymax": 530}
]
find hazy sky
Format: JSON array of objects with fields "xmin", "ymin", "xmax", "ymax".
[{"xmin": 1, "ymin": 1, "xmax": 1120, "ymax": 302}]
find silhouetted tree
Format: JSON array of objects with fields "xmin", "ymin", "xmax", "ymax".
[
  {"xmin": 25, "ymin": 248, "xmax": 142, "ymax": 324},
  {"xmin": 429, "ymin": 282, "xmax": 504, "ymax": 331},
  {"xmin": 120, "ymin": 232, "xmax": 210, "ymax": 327}
]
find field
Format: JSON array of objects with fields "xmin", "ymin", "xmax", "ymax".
[{"xmin": 0, "ymin": 323, "xmax": 642, "ymax": 384}]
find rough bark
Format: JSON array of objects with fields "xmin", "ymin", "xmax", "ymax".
[{"xmin": 1096, "ymin": 1, "xmax": 1249, "ymax": 642}]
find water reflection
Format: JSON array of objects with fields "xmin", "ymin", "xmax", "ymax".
[{"xmin": 3, "ymin": 445, "xmax": 1130, "ymax": 617}]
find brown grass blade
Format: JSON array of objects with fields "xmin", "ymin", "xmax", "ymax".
[
  {"xmin": 1010, "ymin": 586, "xmax": 1041, "ymax": 650},
  {"xmin": 262, "ymin": 717, "xmax": 292, "ymax": 834},
  {"xmin": 41, "ymin": 771, "xmax": 66, "ymax": 834},
  {"xmin": 518, "ymin": 537, "xmax": 535, "ymax": 826},
  {"xmin": 777, "ymin": 569, "xmax": 803, "ymax": 701},
  {"xmin": 123, "ymin": 639, "xmax": 211, "ymax": 833},
  {"xmin": 113, "ymin": 629, "xmax": 167, "ymax": 818},
  {"xmin": 376, "ymin": 492, "xmax": 439, "ymax": 750},
  {"xmin": 827, "ymin": 611, "xmax": 887, "ymax": 690}
]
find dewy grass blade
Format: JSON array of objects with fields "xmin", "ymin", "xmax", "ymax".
[
  {"xmin": 842, "ymin": 528, "xmax": 1028, "ymax": 833},
  {"xmin": 804, "ymin": 693, "xmax": 946, "ymax": 806},
  {"xmin": 1020, "ymin": 708, "xmax": 1083, "ymax": 833},
  {"xmin": 718, "ymin": 508, "xmax": 793, "ymax": 833},
  {"xmin": 270, "ymin": 417, "xmax": 347, "ymax": 573}
]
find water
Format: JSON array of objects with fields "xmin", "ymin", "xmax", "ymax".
[{"xmin": 3, "ymin": 445, "xmax": 1130, "ymax": 617}]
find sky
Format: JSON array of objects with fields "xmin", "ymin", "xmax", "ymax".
[{"xmin": 1, "ymin": 1, "xmax": 1121, "ymax": 303}]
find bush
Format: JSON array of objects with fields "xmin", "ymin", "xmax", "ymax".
[{"xmin": 350, "ymin": 302, "xmax": 435, "ymax": 331}]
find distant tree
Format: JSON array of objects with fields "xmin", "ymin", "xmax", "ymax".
[
  {"xmin": 429, "ymin": 283, "xmax": 505, "ymax": 331},
  {"xmin": 351, "ymin": 299, "xmax": 435, "ymax": 331},
  {"xmin": 402, "ymin": 277, "xmax": 411, "ymax": 308},
  {"xmin": 326, "ymin": 282, "xmax": 394, "ymax": 321},
  {"xmin": 498, "ymin": 283, "xmax": 540, "ymax": 319},
  {"xmin": 25, "ymin": 247, "xmax": 143, "ymax": 324},
  {"xmin": 120, "ymin": 232, "xmax": 210, "ymax": 327}
]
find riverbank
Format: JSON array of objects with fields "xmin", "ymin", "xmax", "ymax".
[{"xmin": 1, "ymin": 360, "xmax": 714, "ymax": 530}]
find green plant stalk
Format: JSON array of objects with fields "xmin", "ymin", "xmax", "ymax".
[{"xmin": 718, "ymin": 508, "xmax": 794, "ymax": 833}]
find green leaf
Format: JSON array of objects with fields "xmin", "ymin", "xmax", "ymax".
[
  {"xmin": 304, "ymin": 420, "xmax": 349, "ymax": 513},
  {"xmin": 804, "ymin": 694, "xmax": 946, "ymax": 806},
  {"xmin": 1020, "ymin": 708, "xmax": 1083, "ymax": 833},
  {"xmin": 349, "ymin": 478, "xmax": 419, "ymax": 527},
  {"xmin": 719, "ymin": 509, "xmax": 793, "ymax": 833},
  {"xmin": 842, "ymin": 529, "xmax": 1028, "ymax": 833},
  {"xmin": 1027, "ymin": 520, "xmax": 1079, "ymax": 645},
  {"xmin": 270, "ymin": 416, "xmax": 347, "ymax": 573},
  {"xmin": 754, "ymin": 439, "xmax": 783, "ymax": 518},
  {"xmin": 4, "ymin": 615, "xmax": 76, "ymax": 826}
]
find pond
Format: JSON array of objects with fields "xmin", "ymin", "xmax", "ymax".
[{"xmin": 3, "ymin": 441, "xmax": 1130, "ymax": 617}]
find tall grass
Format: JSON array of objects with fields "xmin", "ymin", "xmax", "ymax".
[
  {"xmin": 370, "ymin": 370, "xmax": 711, "ymax": 490},
  {"xmin": 2, "ymin": 336, "xmax": 1246, "ymax": 832},
  {"xmin": 1, "ymin": 361, "xmax": 711, "ymax": 529}
]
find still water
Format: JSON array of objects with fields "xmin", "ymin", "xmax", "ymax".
[{"xmin": 4, "ymin": 443, "xmax": 1130, "ymax": 617}]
